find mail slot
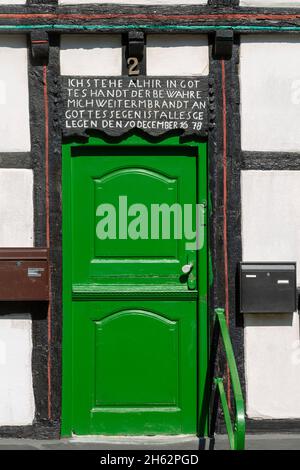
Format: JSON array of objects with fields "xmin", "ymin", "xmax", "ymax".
[
  {"xmin": 0, "ymin": 248, "xmax": 49, "ymax": 301},
  {"xmin": 240, "ymin": 262, "xmax": 297, "ymax": 314}
]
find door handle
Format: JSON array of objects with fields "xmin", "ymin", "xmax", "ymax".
[
  {"xmin": 182, "ymin": 263, "xmax": 193, "ymax": 275},
  {"xmin": 181, "ymin": 252, "xmax": 196, "ymax": 290}
]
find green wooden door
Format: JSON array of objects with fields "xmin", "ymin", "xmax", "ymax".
[{"xmin": 62, "ymin": 136, "xmax": 208, "ymax": 436}]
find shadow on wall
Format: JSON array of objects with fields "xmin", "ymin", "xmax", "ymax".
[
  {"xmin": 244, "ymin": 313, "xmax": 294, "ymax": 328},
  {"xmin": 60, "ymin": 34, "xmax": 122, "ymax": 52}
]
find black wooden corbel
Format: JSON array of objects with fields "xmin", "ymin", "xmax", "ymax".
[
  {"xmin": 30, "ymin": 31, "xmax": 49, "ymax": 65},
  {"xmin": 126, "ymin": 31, "xmax": 145, "ymax": 76},
  {"xmin": 213, "ymin": 30, "xmax": 234, "ymax": 60}
]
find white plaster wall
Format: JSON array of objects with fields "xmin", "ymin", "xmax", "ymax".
[
  {"xmin": 0, "ymin": 169, "xmax": 35, "ymax": 425},
  {"xmin": 147, "ymin": 35, "xmax": 209, "ymax": 76},
  {"xmin": 60, "ymin": 35, "xmax": 122, "ymax": 76},
  {"xmin": 59, "ymin": 1, "xmax": 207, "ymax": 4},
  {"xmin": 242, "ymin": 171, "xmax": 300, "ymax": 418},
  {"xmin": 240, "ymin": 35, "xmax": 300, "ymax": 152},
  {"xmin": 240, "ymin": 1, "xmax": 300, "ymax": 6},
  {"xmin": 0, "ymin": 36, "xmax": 30, "ymax": 152},
  {"xmin": 0, "ymin": 170, "xmax": 34, "ymax": 247},
  {"xmin": 0, "ymin": 315, "xmax": 35, "ymax": 426}
]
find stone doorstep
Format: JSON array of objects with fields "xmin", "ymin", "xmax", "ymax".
[{"xmin": 0, "ymin": 435, "xmax": 202, "ymax": 451}]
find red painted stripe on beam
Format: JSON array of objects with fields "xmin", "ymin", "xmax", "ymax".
[
  {"xmin": 221, "ymin": 60, "xmax": 231, "ymax": 408},
  {"xmin": 0, "ymin": 13, "xmax": 299, "ymax": 21},
  {"xmin": 43, "ymin": 65, "xmax": 52, "ymax": 421}
]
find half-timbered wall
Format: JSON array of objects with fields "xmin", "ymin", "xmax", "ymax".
[
  {"xmin": 1, "ymin": 0, "xmax": 300, "ymax": 437},
  {"xmin": 240, "ymin": 35, "xmax": 300, "ymax": 420},
  {"xmin": 0, "ymin": 36, "xmax": 35, "ymax": 426}
]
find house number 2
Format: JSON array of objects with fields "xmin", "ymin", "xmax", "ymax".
[{"xmin": 127, "ymin": 57, "xmax": 139, "ymax": 76}]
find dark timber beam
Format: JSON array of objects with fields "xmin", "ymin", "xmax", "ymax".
[{"xmin": 0, "ymin": 5, "xmax": 300, "ymax": 32}]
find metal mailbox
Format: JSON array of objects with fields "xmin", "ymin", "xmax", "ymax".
[
  {"xmin": 240, "ymin": 262, "xmax": 297, "ymax": 314},
  {"xmin": 0, "ymin": 248, "xmax": 49, "ymax": 301}
]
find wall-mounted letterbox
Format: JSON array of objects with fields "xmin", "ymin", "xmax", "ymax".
[
  {"xmin": 0, "ymin": 248, "xmax": 49, "ymax": 301},
  {"xmin": 240, "ymin": 262, "xmax": 297, "ymax": 314}
]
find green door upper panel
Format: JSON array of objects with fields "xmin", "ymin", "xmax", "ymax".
[{"xmin": 71, "ymin": 147, "xmax": 197, "ymax": 287}]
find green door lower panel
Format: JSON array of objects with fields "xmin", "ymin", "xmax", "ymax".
[{"xmin": 72, "ymin": 300, "xmax": 197, "ymax": 435}]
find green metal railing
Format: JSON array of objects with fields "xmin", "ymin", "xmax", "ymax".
[{"xmin": 213, "ymin": 308, "xmax": 246, "ymax": 450}]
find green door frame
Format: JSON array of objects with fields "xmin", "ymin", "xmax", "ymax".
[{"xmin": 61, "ymin": 134, "xmax": 209, "ymax": 437}]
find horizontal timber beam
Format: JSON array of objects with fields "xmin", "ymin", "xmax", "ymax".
[{"xmin": 0, "ymin": 6, "xmax": 300, "ymax": 32}]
